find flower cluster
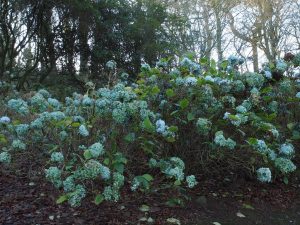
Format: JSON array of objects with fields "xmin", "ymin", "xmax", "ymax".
[
  {"xmin": 214, "ymin": 131, "xmax": 236, "ymax": 150},
  {"xmin": 257, "ymin": 167, "xmax": 272, "ymax": 183}
]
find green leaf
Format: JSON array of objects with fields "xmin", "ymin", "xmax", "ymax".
[
  {"xmin": 283, "ymin": 176, "xmax": 289, "ymax": 185},
  {"xmin": 139, "ymin": 204, "xmax": 150, "ymax": 212},
  {"xmin": 166, "ymin": 89, "xmax": 175, "ymax": 98},
  {"xmin": 242, "ymin": 203, "xmax": 255, "ymax": 210},
  {"xmin": 56, "ymin": 195, "xmax": 68, "ymax": 204},
  {"xmin": 168, "ymin": 126, "xmax": 178, "ymax": 132},
  {"xmin": 84, "ymin": 150, "xmax": 93, "ymax": 160},
  {"xmin": 187, "ymin": 113, "xmax": 195, "ymax": 121},
  {"xmin": 143, "ymin": 117, "xmax": 155, "ymax": 133},
  {"xmin": 179, "ymin": 98, "xmax": 189, "ymax": 110},
  {"xmin": 174, "ymin": 180, "xmax": 181, "ymax": 186},
  {"xmin": 71, "ymin": 122, "xmax": 81, "ymax": 128},
  {"xmin": 287, "ymin": 123, "xmax": 295, "ymax": 130},
  {"xmin": 142, "ymin": 174, "xmax": 154, "ymax": 182},
  {"xmin": 151, "ymin": 86, "xmax": 160, "ymax": 95},
  {"xmin": 94, "ymin": 194, "xmax": 104, "ymax": 205},
  {"xmin": 114, "ymin": 163, "xmax": 124, "ymax": 173},
  {"xmin": 124, "ymin": 133, "xmax": 136, "ymax": 143},
  {"xmin": 103, "ymin": 158, "xmax": 110, "ymax": 166}
]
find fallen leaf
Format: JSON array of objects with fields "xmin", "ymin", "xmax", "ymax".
[
  {"xmin": 167, "ymin": 218, "xmax": 181, "ymax": 225},
  {"xmin": 236, "ymin": 212, "xmax": 246, "ymax": 218},
  {"xmin": 242, "ymin": 203, "xmax": 255, "ymax": 210},
  {"xmin": 139, "ymin": 204, "xmax": 150, "ymax": 212}
]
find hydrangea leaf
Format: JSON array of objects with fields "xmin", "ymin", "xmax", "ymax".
[
  {"xmin": 56, "ymin": 195, "xmax": 68, "ymax": 204},
  {"xmin": 94, "ymin": 194, "xmax": 104, "ymax": 205},
  {"xmin": 142, "ymin": 174, "xmax": 153, "ymax": 182}
]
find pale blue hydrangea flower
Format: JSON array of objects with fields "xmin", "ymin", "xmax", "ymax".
[
  {"xmin": 89, "ymin": 142, "xmax": 105, "ymax": 158},
  {"xmin": 254, "ymin": 140, "xmax": 269, "ymax": 154},
  {"xmin": 113, "ymin": 172, "xmax": 125, "ymax": 189},
  {"xmin": 264, "ymin": 71, "xmax": 272, "ymax": 79},
  {"xmin": 0, "ymin": 116, "xmax": 11, "ymax": 124},
  {"xmin": 180, "ymin": 57, "xmax": 193, "ymax": 68},
  {"xmin": 241, "ymin": 100, "xmax": 252, "ymax": 111},
  {"xmin": 112, "ymin": 104, "xmax": 127, "ymax": 123},
  {"xmin": 99, "ymin": 164, "xmax": 111, "ymax": 180},
  {"xmin": 268, "ymin": 101, "xmax": 278, "ymax": 113},
  {"xmin": 103, "ymin": 186, "xmax": 119, "ymax": 202},
  {"xmin": 149, "ymin": 158, "xmax": 158, "ymax": 168},
  {"xmin": 233, "ymin": 80, "xmax": 246, "ymax": 92},
  {"xmin": 170, "ymin": 68, "xmax": 181, "ymax": 77},
  {"xmin": 47, "ymin": 98, "xmax": 61, "ymax": 109},
  {"xmin": 82, "ymin": 96, "xmax": 94, "ymax": 106},
  {"xmin": 175, "ymin": 77, "xmax": 185, "ymax": 86},
  {"xmin": 49, "ymin": 111, "xmax": 66, "ymax": 121},
  {"xmin": 141, "ymin": 63, "xmax": 151, "ymax": 71},
  {"xmin": 79, "ymin": 125, "xmax": 89, "ymax": 137},
  {"xmin": 245, "ymin": 72, "xmax": 265, "ymax": 88},
  {"xmin": 30, "ymin": 93, "xmax": 49, "ymax": 112},
  {"xmin": 186, "ymin": 175, "xmax": 198, "ymax": 188},
  {"xmin": 279, "ymin": 143, "xmax": 295, "ymax": 158},
  {"xmin": 30, "ymin": 117, "xmax": 44, "ymax": 129},
  {"xmin": 7, "ymin": 99, "xmax": 29, "ymax": 115},
  {"xmin": 236, "ymin": 105, "xmax": 247, "ymax": 113},
  {"xmin": 204, "ymin": 75, "xmax": 215, "ymax": 82},
  {"xmin": 45, "ymin": 166, "xmax": 62, "ymax": 188},
  {"xmin": 223, "ymin": 112, "xmax": 231, "ymax": 119},
  {"xmin": 274, "ymin": 158, "xmax": 297, "ymax": 174},
  {"xmin": 196, "ymin": 118, "xmax": 211, "ymax": 135},
  {"xmin": 214, "ymin": 131, "xmax": 236, "ymax": 150},
  {"xmin": 12, "ymin": 139, "xmax": 26, "ymax": 150},
  {"xmin": 59, "ymin": 131, "xmax": 68, "ymax": 141},
  {"xmin": 279, "ymin": 80, "xmax": 292, "ymax": 93},
  {"xmin": 296, "ymin": 92, "xmax": 300, "ymax": 98},
  {"xmin": 276, "ymin": 60, "xmax": 287, "ymax": 72},
  {"xmin": 106, "ymin": 60, "xmax": 117, "ymax": 70},
  {"xmin": 257, "ymin": 167, "xmax": 272, "ymax": 183},
  {"xmin": 81, "ymin": 160, "xmax": 103, "ymax": 179},
  {"xmin": 160, "ymin": 157, "xmax": 185, "ymax": 181},
  {"xmin": 156, "ymin": 60, "xmax": 168, "ymax": 68},
  {"xmin": 63, "ymin": 176, "xmax": 76, "ymax": 192},
  {"xmin": 266, "ymin": 149, "xmax": 277, "ymax": 161},
  {"xmin": 15, "ymin": 124, "xmax": 29, "ymax": 136},
  {"xmin": 270, "ymin": 129, "xmax": 279, "ymax": 139},
  {"xmin": 156, "ymin": 119, "xmax": 166, "ymax": 134},
  {"xmin": 185, "ymin": 77, "xmax": 198, "ymax": 86},
  {"xmin": 73, "ymin": 116, "xmax": 85, "ymax": 123},
  {"xmin": 68, "ymin": 184, "xmax": 86, "ymax": 207},
  {"xmin": 51, "ymin": 152, "xmax": 64, "ymax": 162},
  {"xmin": 0, "ymin": 152, "xmax": 11, "ymax": 163},
  {"xmin": 38, "ymin": 89, "xmax": 51, "ymax": 98},
  {"xmin": 131, "ymin": 177, "xmax": 140, "ymax": 191}
]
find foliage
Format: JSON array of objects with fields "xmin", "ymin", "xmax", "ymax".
[{"xmin": 0, "ymin": 53, "xmax": 299, "ymax": 208}]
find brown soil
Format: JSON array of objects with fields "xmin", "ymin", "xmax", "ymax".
[{"xmin": 1, "ymin": 154, "xmax": 299, "ymax": 225}]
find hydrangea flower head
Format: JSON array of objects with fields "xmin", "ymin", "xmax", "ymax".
[
  {"xmin": 106, "ymin": 60, "xmax": 117, "ymax": 70},
  {"xmin": 0, "ymin": 152, "xmax": 11, "ymax": 163},
  {"xmin": 0, "ymin": 116, "xmax": 11, "ymax": 124},
  {"xmin": 185, "ymin": 77, "xmax": 198, "ymax": 86},
  {"xmin": 156, "ymin": 119, "xmax": 166, "ymax": 134},
  {"xmin": 274, "ymin": 158, "xmax": 297, "ymax": 174},
  {"xmin": 79, "ymin": 125, "xmax": 89, "ymax": 137},
  {"xmin": 89, "ymin": 142, "xmax": 105, "ymax": 158},
  {"xmin": 186, "ymin": 175, "xmax": 198, "ymax": 188},
  {"xmin": 51, "ymin": 152, "xmax": 64, "ymax": 162},
  {"xmin": 257, "ymin": 167, "xmax": 272, "ymax": 183},
  {"xmin": 279, "ymin": 143, "xmax": 295, "ymax": 158}
]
